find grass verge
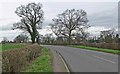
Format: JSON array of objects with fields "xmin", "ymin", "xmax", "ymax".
[
  {"xmin": 1, "ymin": 43, "xmax": 26, "ymax": 51},
  {"xmin": 0, "ymin": 44, "xmax": 2, "ymax": 51},
  {"xmin": 71, "ymin": 45, "xmax": 120, "ymax": 54},
  {"xmin": 22, "ymin": 47, "xmax": 53, "ymax": 72}
]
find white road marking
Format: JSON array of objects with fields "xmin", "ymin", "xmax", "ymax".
[
  {"xmin": 92, "ymin": 55, "xmax": 116, "ymax": 64},
  {"xmin": 56, "ymin": 50, "xmax": 70, "ymax": 73}
]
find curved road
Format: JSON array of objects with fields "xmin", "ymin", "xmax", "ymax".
[{"xmin": 42, "ymin": 45, "xmax": 118, "ymax": 72}]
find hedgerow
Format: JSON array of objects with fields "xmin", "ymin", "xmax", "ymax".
[{"xmin": 2, "ymin": 44, "xmax": 41, "ymax": 72}]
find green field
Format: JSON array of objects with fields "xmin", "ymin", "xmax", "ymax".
[
  {"xmin": 71, "ymin": 45, "xmax": 120, "ymax": 54},
  {"xmin": 23, "ymin": 47, "xmax": 53, "ymax": 72},
  {"xmin": 1, "ymin": 43, "xmax": 26, "ymax": 51}
]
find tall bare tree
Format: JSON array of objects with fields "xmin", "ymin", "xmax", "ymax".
[
  {"xmin": 50, "ymin": 9, "xmax": 89, "ymax": 44},
  {"xmin": 12, "ymin": 2, "xmax": 44, "ymax": 43}
]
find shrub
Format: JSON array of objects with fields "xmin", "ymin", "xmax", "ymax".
[{"xmin": 2, "ymin": 44, "xmax": 41, "ymax": 72}]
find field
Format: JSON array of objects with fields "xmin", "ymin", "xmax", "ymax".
[
  {"xmin": 71, "ymin": 45, "xmax": 120, "ymax": 54},
  {"xmin": 1, "ymin": 43, "xmax": 26, "ymax": 51}
]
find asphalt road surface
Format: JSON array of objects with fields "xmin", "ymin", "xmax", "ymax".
[{"xmin": 42, "ymin": 45, "xmax": 118, "ymax": 72}]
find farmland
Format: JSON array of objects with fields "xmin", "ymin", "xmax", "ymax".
[{"xmin": 1, "ymin": 43, "xmax": 26, "ymax": 51}]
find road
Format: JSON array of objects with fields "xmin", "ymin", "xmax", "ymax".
[{"xmin": 42, "ymin": 45, "xmax": 118, "ymax": 72}]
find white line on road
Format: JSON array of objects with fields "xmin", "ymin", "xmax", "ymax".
[
  {"xmin": 56, "ymin": 50, "xmax": 70, "ymax": 73},
  {"xmin": 92, "ymin": 55, "xmax": 116, "ymax": 64}
]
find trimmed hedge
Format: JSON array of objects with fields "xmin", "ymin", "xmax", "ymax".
[
  {"xmin": 2, "ymin": 44, "xmax": 41, "ymax": 72},
  {"xmin": 79, "ymin": 43, "xmax": 119, "ymax": 50}
]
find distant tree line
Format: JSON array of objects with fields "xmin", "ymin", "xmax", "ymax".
[
  {"xmin": 14, "ymin": 33, "xmax": 29, "ymax": 43},
  {"xmin": 87, "ymin": 29, "xmax": 120, "ymax": 43}
]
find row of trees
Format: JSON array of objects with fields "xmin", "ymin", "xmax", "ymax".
[
  {"xmin": 14, "ymin": 34, "xmax": 29, "ymax": 43},
  {"xmin": 1, "ymin": 34, "xmax": 29, "ymax": 43},
  {"xmin": 2, "ymin": 2, "xmax": 116, "ymax": 45},
  {"xmin": 39, "ymin": 31, "xmax": 120, "ymax": 45},
  {"xmin": 2, "ymin": 31, "xmax": 119, "ymax": 44},
  {"xmin": 88, "ymin": 29, "xmax": 119, "ymax": 43}
]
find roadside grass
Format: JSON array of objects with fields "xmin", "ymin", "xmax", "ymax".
[
  {"xmin": 70, "ymin": 45, "xmax": 120, "ymax": 54},
  {"xmin": 1, "ymin": 43, "xmax": 26, "ymax": 51},
  {"xmin": 23, "ymin": 47, "xmax": 53, "ymax": 72},
  {"xmin": 0, "ymin": 44, "xmax": 2, "ymax": 51}
]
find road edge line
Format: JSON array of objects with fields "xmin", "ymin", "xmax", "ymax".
[{"xmin": 55, "ymin": 50, "xmax": 71, "ymax": 73}]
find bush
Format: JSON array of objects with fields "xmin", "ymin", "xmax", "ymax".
[
  {"xmin": 2, "ymin": 44, "xmax": 41, "ymax": 72},
  {"xmin": 79, "ymin": 43, "xmax": 119, "ymax": 50}
]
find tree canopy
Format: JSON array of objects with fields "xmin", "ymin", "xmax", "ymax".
[{"xmin": 13, "ymin": 2, "xmax": 44, "ymax": 43}]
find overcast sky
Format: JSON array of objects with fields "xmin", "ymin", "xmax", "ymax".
[{"xmin": 0, "ymin": 0, "xmax": 119, "ymax": 42}]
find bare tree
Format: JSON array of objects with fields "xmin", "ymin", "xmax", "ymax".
[
  {"xmin": 100, "ymin": 29, "xmax": 114, "ymax": 43},
  {"xmin": 14, "ymin": 34, "xmax": 29, "ymax": 43},
  {"xmin": 44, "ymin": 33, "xmax": 54, "ymax": 44},
  {"xmin": 12, "ymin": 2, "xmax": 44, "ymax": 44},
  {"xmin": 50, "ymin": 9, "xmax": 89, "ymax": 44},
  {"xmin": 37, "ymin": 34, "xmax": 44, "ymax": 43}
]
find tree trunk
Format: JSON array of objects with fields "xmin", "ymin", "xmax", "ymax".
[
  {"xmin": 31, "ymin": 25, "xmax": 37, "ymax": 44},
  {"xmin": 36, "ymin": 36, "xmax": 40, "ymax": 44},
  {"xmin": 31, "ymin": 36, "xmax": 36, "ymax": 44},
  {"xmin": 68, "ymin": 31, "xmax": 72, "ymax": 45},
  {"xmin": 31, "ymin": 33, "xmax": 36, "ymax": 44}
]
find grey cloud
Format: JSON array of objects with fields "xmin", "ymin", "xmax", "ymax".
[
  {"xmin": 88, "ymin": 7, "xmax": 118, "ymax": 28},
  {"xmin": 0, "ymin": 20, "xmax": 50, "ymax": 31},
  {"xmin": 1, "ymin": 25, "xmax": 13, "ymax": 31},
  {"xmin": 42, "ymin": 19, "xmax": 52, "ymax": 29}
]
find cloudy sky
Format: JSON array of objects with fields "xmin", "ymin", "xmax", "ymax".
[{"xmin": 0, "ymin": 0, "xmax": 119, "ymax": 42}]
